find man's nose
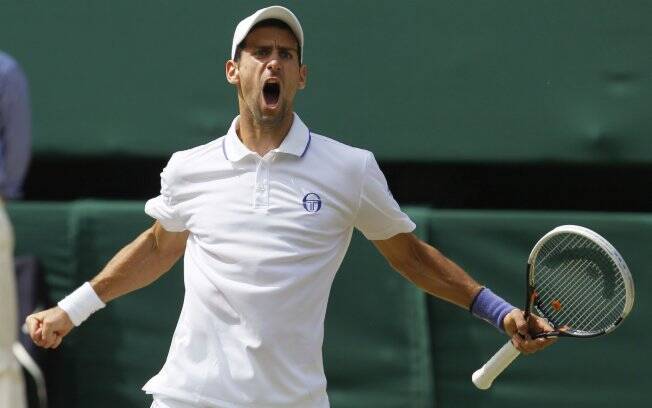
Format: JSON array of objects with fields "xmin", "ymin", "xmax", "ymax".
[{"xmin": 266, "ymin": 52, "xmax": 282, "ymax": 71}]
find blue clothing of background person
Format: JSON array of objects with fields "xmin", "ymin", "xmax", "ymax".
[{"xmin": 0, "ymin": 51, "xmax": 31, "ymax": 199}]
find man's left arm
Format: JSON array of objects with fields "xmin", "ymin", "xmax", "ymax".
[{"xmin": 373, "ymin": 232, "xmax": 555, "ymax": 354}]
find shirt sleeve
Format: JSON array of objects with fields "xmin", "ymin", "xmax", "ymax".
[
  {"xmin": 0, "ymin": 58, "xmax": 32, "ymax": 199},
  {"xmin": 145, "ymin": 154, "xmax": 187, "ymax": 232},
  {"xmin": 354, "ymin": 152, "xmax": 416, "ymax": 240}
]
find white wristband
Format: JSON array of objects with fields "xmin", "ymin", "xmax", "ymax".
[{"xmin": 57, "ymin": 282, "xmax": 106, "ymax": 326}]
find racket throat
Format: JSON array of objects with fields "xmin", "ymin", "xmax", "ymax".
[{"xmin": 524, "ymin": 263, "xmax": 536, "ymax": 319}]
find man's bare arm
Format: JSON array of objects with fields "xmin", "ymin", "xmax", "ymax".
[
  {"xmin": 373, "ymin": 232, "xmax": 481, "ymax": 307},
  {"xmin": 91, "ymin": 221, "xmax": 189, "ymax": 303},
  {"xmin": 373, "ymin": 232, "xmax": 555, "ymax": 354},
  {"xmin": 26, "ymin": 221, "xmax": 189, "ymax": 349}
]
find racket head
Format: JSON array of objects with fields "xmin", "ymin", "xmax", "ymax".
[{"xmin": 526, "ymin": 225, "xmax": 634, "ymax": 338}]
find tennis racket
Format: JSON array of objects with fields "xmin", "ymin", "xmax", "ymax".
[{"xmin": 472, "ymin": 225, "xmax": 635, "ymax": 390}]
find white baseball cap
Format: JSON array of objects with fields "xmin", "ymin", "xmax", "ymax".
[{"xmin": 231, "ymin": 6, "xmax": 304, "ymax": 63}]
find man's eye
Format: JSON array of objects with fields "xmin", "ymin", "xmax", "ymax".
[
  {"xmin": 280, "ymin": 51, "xmax": 292, "ymax": 59},
  {"xmin": 254, "ymin": 49, "xmax": 269, "ymax": 57}
]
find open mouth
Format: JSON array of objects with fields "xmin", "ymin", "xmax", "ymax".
[{"xmin": 262, "ymin": 81, "xmax": 281, "ymax": 106}]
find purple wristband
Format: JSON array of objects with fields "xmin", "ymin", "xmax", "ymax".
[{"xmin": 470, "ymin": 287, "xmax": 516, "ymax": 332}]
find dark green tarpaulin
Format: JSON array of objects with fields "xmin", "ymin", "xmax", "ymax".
[
  {"xmin": 8, "ymin": 203, "xmax": 651, "ymax": 407},
  {"xmin": 8, "ymin": 202, "xmax": 433, "ymax": 408},
  {"xmin": 2, "ymin": 1, "xmax": 651, "ymax": 163},
  {"xmin": 427, "ymin": 211, "xmax": 649, "ymax": 408}
]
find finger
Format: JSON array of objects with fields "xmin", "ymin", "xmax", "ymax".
[
  {"xmin": 521, "ymin": 334, "xmax": 556, "ymax": 354},
  {"xmin": 32, "ymin": 327, "xmax": 47, "ymax": 348},
  {"xmin": 536, "ymin": 336, "xmax": 557, "ymax": 351},
  {"xmin": 529, "ymin": 315, "xmax": 554, "ymax": 333},
  {"xmin": 511, "ymin": 334, "xmax": 529, "ymax": 354},
  {"xmin": 26, "ymin": 315, "xmax": 42, "ymax": 336},
  {"xmin": 41, "ymin": 320, "xmax": 54, "ymax": 343},
  {"xmin": 50, "ymin": 336, "xmax": 63, "ymax": 349},
  {"xmin": 516, "ymin": 338, "xmax": 536, "ymax": 354},
  {"xmin": 31, "ymin": 324, "xmax": 43, "ymax": 344},
  {"xmin": 43, "ymin": 333, "xmax": 61, "ymax": 349},
  {"xmin": 512, "ymin": 311, "xmax": 529, "ymax": 337},
  {"xmin": 29, "ymin": 321, "xmax": 39, "ymax": 342},
  {"xmin": 503, "ymin": 309, "xmax": 528, "ymax": 337}
]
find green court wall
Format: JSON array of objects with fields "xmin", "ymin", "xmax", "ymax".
[
  {"xmin": 8, "ymin": 202, "xmax": 650, "ymax": 407},
  {"xmin": 9, "ymin": 202, "xmax": 433, "ymax": 408},
  {"xmin": 426, "ymin": 211, "xmax": 648, "ymax": 407},
  {"xmin": 2, "ymin": 1, "xmax": 651, "ymax": 163}
]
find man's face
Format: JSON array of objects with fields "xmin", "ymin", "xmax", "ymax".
[{"xmin": 226, "ymin": 26, "xmax": 307, "ymax": 126}]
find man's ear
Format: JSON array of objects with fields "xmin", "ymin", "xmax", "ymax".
[
  {"xmin": 298, "ymin": 64, "xmax": 307, "ymax": 90},
  {"xmin": 225, "ymin": 60, "xmax": 239, "ymax": 85}
]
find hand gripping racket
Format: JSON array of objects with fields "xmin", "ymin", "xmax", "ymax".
[{"xmin": 472, "ymin": 225, "xmax": 635, "ymax": 390}]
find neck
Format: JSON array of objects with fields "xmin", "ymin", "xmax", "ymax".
[{"xmin": 237, "ymin": 107, "xmax": 294, "ymax": 157}]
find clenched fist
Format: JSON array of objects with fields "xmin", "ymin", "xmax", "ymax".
[{"xmin": 26, "ymin": 306, "xmax": 74, "ymax": 349}]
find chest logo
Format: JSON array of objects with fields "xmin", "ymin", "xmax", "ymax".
[{"xmin": 302, "ymin": 193, "xmax": 322, "ymax": 213}]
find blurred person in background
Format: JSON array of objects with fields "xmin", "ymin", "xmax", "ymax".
[{"xmin": 0, "ymin": 50, "xmax": 32, "ymax": 408}]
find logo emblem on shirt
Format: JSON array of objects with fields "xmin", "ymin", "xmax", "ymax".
[{"xmin": 302, "ymin": 193, "xmax": 322, "ymax": 213}]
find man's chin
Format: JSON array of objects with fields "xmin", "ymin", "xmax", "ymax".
[{"xmin": 257, "ymin": 106, "xmax": 288, "ymax": 125}]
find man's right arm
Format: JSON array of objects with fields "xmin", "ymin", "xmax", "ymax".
[{"xmin": 26, "ymin": 221, "xmax": 189, "ymax": 349}]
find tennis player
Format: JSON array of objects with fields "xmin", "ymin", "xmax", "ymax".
[{"xmin": 26, "ymin": 6, "xmax": 555, "ymax": 408}]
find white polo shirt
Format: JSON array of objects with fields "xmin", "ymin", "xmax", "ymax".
[{"xmin": 142, "ymin": 113, "xmax": 415, "ymax": 408}]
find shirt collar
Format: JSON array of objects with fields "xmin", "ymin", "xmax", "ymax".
[
  {"xmin": 222, "ymin": 116, "xmax": 251, "ymax": 162},
  {"xmin": 222, "ymin": 113, "xmax": 311, "ymax": 162}
]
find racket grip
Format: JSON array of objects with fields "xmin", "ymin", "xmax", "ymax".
[{"xmin": 472, "ymin": 341, "xmax": 521, "ymax": 390}]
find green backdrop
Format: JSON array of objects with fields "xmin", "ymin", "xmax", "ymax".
[
  {"xmin": 2, "ymin": 0, "xmax": 651, "ymax": 162},
  {"xmin": 9, "ymin": 202, "xmax": 433, "ymax": 408},
  {"xmin": 8, "ymin": 202, "xmax": 651, "ymax": 407},
  {"xmin": 426, "ymin": 211, "xmax": 649, "ymax": 407}
]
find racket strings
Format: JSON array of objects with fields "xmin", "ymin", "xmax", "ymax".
[
  {"xmin": 552, "ymin": 270, "xmax": 625, "ymax": 331},
  {"xmin": 538, "ymin": 252, "xmax": 624, "ymax": 331},
  {"xmin": 539, "ymin": 257, "xmax": 624, "ymax": 331},
  {"xmin": 533, "ymin": 233, "xmax": 626, "ymax": 334},
  {"xmin": 535, "ymin": 236, "xmax": 590, "ymax": 306},
  {"xmin": 538, "ymin": 259, "xmax": 593, "ymax": 314},
  {"xmin": 540, "ymin": 255, "xmax": 614, "ymax": 319}
]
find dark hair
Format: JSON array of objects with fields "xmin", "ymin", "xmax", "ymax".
[{"xmin": 233, "ymin": 19, "xmax": 302, "ymax": 64}]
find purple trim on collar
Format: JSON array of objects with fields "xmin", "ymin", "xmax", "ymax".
[{"xmin": 300, "ymin": 131, "xmax": 312, "ymax": 158}]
